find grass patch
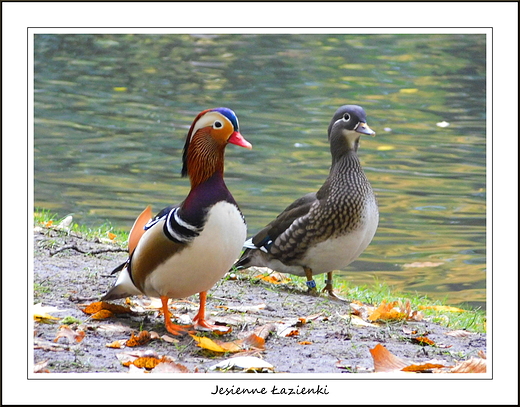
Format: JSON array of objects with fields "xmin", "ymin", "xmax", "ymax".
[
  {"xmin": 279, "ymin": 275, "xmax": 486, "ymax": 334},
  {"xmin": 34, "ymin": 208, "xmax": 129, "ymax": 247}
]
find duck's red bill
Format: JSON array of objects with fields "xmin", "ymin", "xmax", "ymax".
[{"xmin": 228, "ymin": 131, "xmax": 252, "ymax": 149}]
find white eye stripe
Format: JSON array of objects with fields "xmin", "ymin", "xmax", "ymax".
[{"xmin": 190, "ymin": 112, "xmax": 232, "ymax": 140}]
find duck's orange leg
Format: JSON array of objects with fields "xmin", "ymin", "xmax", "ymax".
[
  {"xmin": 160, "ymin": 296, "xmax": 191, "ymax": 336},
  {"xmin": 192, "ymin": 292, "xmax": 231, "ymax": 334}
]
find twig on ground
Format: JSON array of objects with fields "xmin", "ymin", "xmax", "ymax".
[{"xmin": 50, "ymin": 244, "xmax": 127, "ymax": 256}]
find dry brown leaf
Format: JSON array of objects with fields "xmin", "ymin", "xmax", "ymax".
[
  {"xmin": 412, "ymin": 336, "xmax": 436, "ymax": 346},
  {"xmin": 251, "ymin": 323, "xmax": 276, "ymax": 340},
  {"xmin": 210, "ymin": 356, "xmax": 274, "ymax": 372},
  {"xmin": 106, "ymin": 330, "xmax": 154, "ymax": 348},
  {"xmin": 298, "ymin": 341, "xmax": 312, "ymax": 345},
  {"xmin": 34, "ymin": 339, "xmax": 69, "ymax": 352},
  {"xmin": 34, "ymin": 360, "xmax": 50, "ymax": 373},
  {"xmin": 126, "ymin": 331, "xmax": 152, "ymax": 347},
  {"xmin": 255, "ymin": 274, "xmax": 283, "ymax": 284},
  {"xmin": 91, "ymin": 309, "xmax": 114, "ymax": 320},
  {"xmin": 369, "ymin": 344, "xmax": 409, "ymax": 373},
  {"xmin": 402, "ymin": 362, "xmax": 448, "ymax": 372},
  {"xmin": 116, "ymin": 349, "xmax": 158, "ymax": 365},
  {"xmin": 369, "ymin": 301, "xmax": 407, "ymax": 322},
  {"xmin": 297, "ymin": 312, "xmax": 323, "ymax": 326},
  {"xmin": 346, "ymin": 314, "xmax": 380, "ymax": 327},
  {"xmin": 130, "ymin": 356, "xmax": 167, "ymax": 370},
  {"xmin": 106, "ymin": 339, "xmax": 127, "ymax": 349},
  {"xmin": 285, "ymin": 329, "xmax": 300, "ymax": 337},
  {"xmin": 160, "ymin": 334, "xmax": 180, "ymax": 343},
  {"xmin": 349, "ymin": 302, "xmax": 372, "ymax": 320},
  {"xmin": 97, "ymin": 323, "xmax": 133, "ymax": 334},
  {"xmin": 151, "ymin": 361, "xmax": 191, "ymax": 373},
  {"xmin": 444, "ymin": 329, "xmax": 476, "ymax": 337},
  {"xmin": 368, "ymin": 300, "xmax": 423, "ymax": 322},
  {"xmin": 402, "ymin": 326, "xmax": 418, "ymax": 335},
  {"xmin": 450, "ymin": 357, "xmax": 487, "ymax": 373},
  {"xmin": 53, "ymin": 325, "xmax": 85, "ymax": 343},
  {"xmin": 81, "ymin": 301, "xmax": 132, "ymax": 315},
  {"xmin": 254, "ymin": 272, "xmax": 290, "ymax": 285},
  {"xmin": 241, "ymin": 335, "xmax": 263, "ymax": 350}
]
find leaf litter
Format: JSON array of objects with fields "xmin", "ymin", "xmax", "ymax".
[{"xmin": 33, "ymin": 228, "xmax": 487, "ymax": 373}]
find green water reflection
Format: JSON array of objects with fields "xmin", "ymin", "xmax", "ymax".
[{"xmin": 34, "ymin": 34, "xmax": 486, "ymax": 308}]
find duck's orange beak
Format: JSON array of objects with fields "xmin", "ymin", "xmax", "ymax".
[{"xmin": 228, "ymin": 131, "xmax": 252, "ymax": 149}]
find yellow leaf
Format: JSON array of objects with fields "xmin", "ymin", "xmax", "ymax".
[
  {"xmin": 190, "ymin": 332, "xmax": 264, "ymax": 353},
  {"xmin": 113, "ymin": 87, "xmax": 127, "ymax": 92},
  {"xmin": 399, "ymin": 88, "xmax": 419, "ymax": 94},
  {"xmin": 33, "ymin": 304, "xmax": 62, "ymax": 322},
  {"xmin": 377, "ymin": 145, "xmax": 395, "ymax": 151},
  {"xmin": 107, "ymin": 232, "xmax": 117, "ymax": 240},
  {"xmin": 34, "ymin": 313, "xmax": 60, "ymax": 322},
  {"xmin": 190, "ymin": 335, "xmax": 241, "ymax": 353},
  {"xmin": 419, "ymin": 305, "xmax": 466, "ymax": 312}
]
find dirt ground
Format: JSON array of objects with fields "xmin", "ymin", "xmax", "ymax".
[{"xmin": 32, "ymin": 227, "xmax": 486, "ymax": 374}]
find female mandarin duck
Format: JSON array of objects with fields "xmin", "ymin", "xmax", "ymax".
[
  {"xmin": 234, "ymin": 105, "xmax": 378, "ymax": 300},
  {"xmin": 103, "ymin": 107, "xmax": 252, "ymax": 335}
]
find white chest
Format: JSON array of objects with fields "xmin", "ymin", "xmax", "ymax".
[{"xmin": 143, "ymin": 201, "xmax": 247, "ymax": 298}]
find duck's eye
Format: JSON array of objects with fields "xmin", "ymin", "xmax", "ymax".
[
  {"xmin": 343, "ymin": 113, "xmax": 351, "ymax": 121},
  {"xmin": 213, "ymin": 120, "xmax": 223, "ymax": 129}
]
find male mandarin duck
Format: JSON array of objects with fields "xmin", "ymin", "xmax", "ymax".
[
  {"xmin": 103, "ymin": 107, "xmax": 252, "ymax": 335},
  {"xmin": 234, "ymin": 105, "xmax": 378, "ymax": 300}
]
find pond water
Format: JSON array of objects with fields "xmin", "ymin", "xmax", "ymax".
[{"xmin": 33, "ymin": 34, "xmax": 487, "ymax": 308}]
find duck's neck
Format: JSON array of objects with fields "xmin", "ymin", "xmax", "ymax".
[
  {"xmin": 331, "ymin": 147, "xmax": 361, "ymax": 169},
  {"xmin": 185, "ymin": 136, "xmax": 226, "ymax": 188}
]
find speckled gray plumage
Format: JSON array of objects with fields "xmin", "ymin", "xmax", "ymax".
[
  {"xmin": 235, "ymin": 105, "xmax": 379, "ymax": 288},
  {"xmin": 258, "ymin": 148, "xmax": 375, "ymax": 264}
]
